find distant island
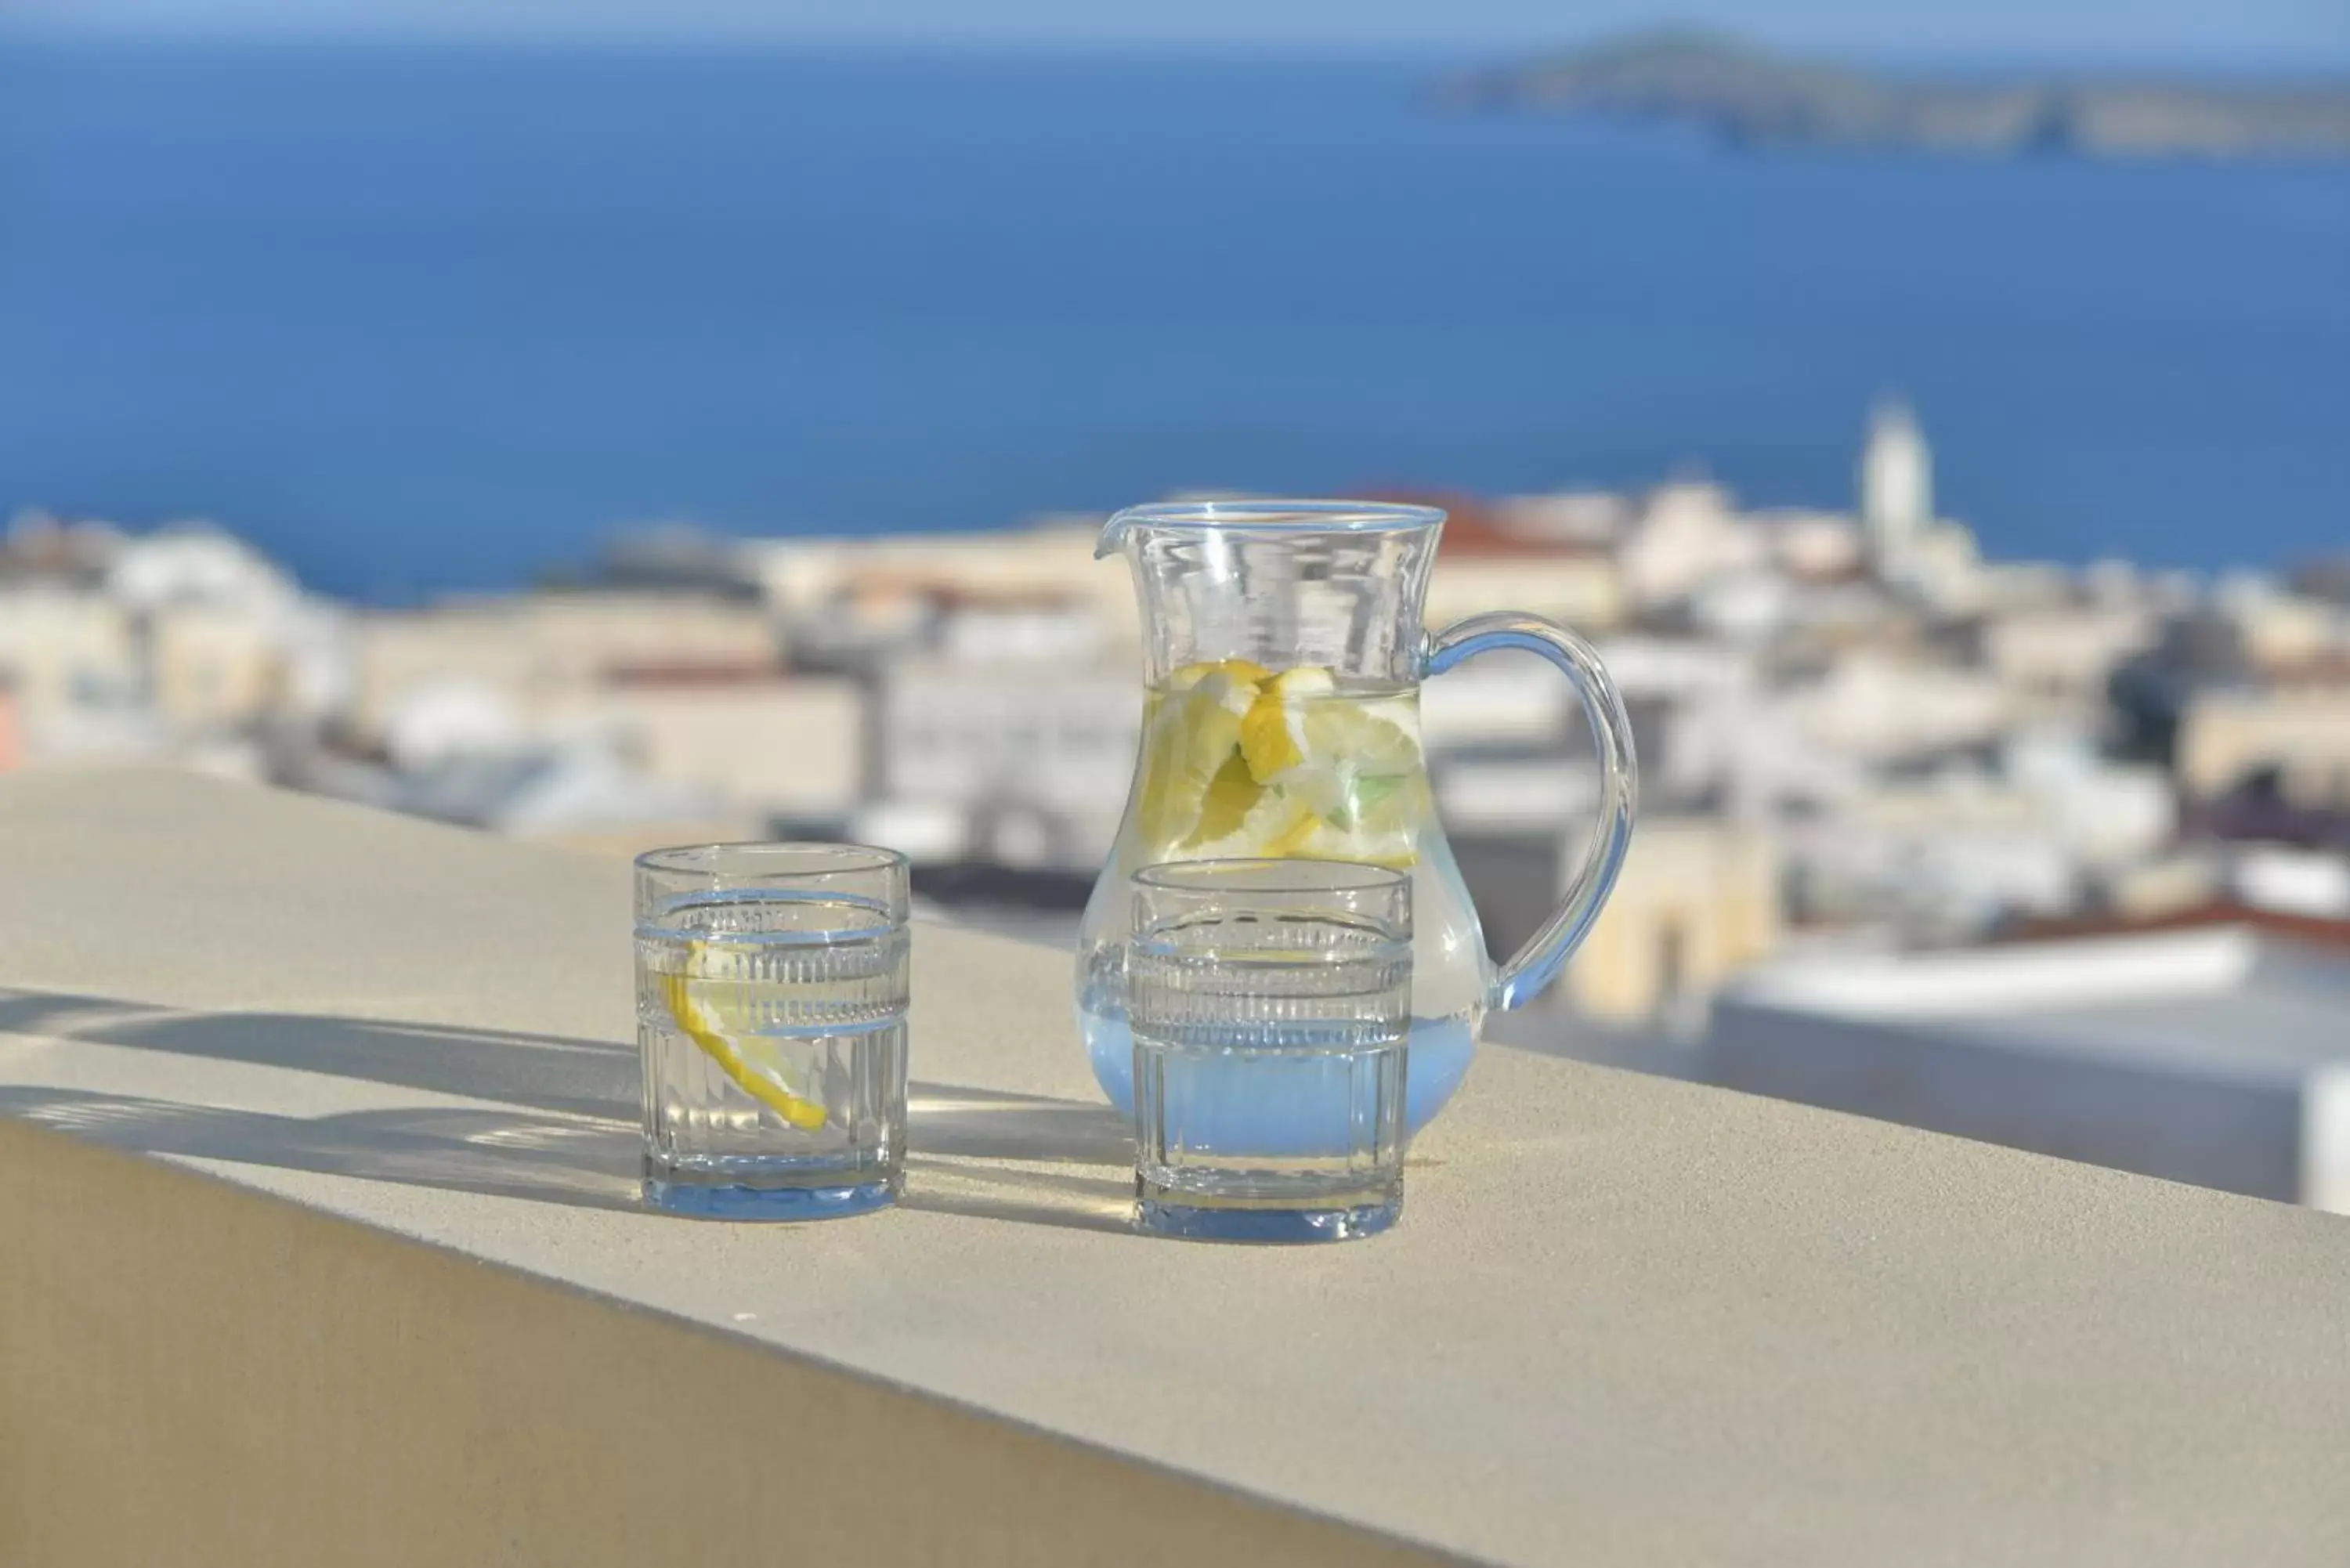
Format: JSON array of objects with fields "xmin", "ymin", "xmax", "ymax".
[{"xmin": 1447, "ymin": 31, "xmax": 2350, "ymax": 159}]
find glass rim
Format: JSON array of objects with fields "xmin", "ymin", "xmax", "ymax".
[
  {"xmin": 1097, "ymin": 499, "xmax": 1444, "ymax": 555},
  {"xmin": 634, "ymin": 840, "xmax": 908, "ymax": 880},
  {"xmin": 1133, "ymin": 857, "xmax": 1410, "ymax": 898}
]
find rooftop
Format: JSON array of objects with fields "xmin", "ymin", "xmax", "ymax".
[
  {"xmin": 5, "ymin": 771, "xmax": 2350, "ymax": 1564},
  {"xmin": 1728, "ymin": 924, "xmax": 2350, "ymax": 1078}
]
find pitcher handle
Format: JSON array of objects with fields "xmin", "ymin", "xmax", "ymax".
[{"xmin": 1423, "ymin": 612, "xmax": 1639, "ymax": 1012}]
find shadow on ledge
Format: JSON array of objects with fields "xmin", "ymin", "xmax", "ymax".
[
  {"xmin": 0, "ymin": 1086, "xmax": 645, "ymax": 1210},
  {"xmin": 0, "ymin": 987, "xmax": 1137, "ymax": 1234},
  {"xmin": 0, "ymin": 987, "xmax": 640, "ymax": 1121}
]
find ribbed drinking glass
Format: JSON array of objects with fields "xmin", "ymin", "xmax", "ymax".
[
  {"xmin": 634, "ymin": 843, "xmax": 909, "ymax": 1219},
  {"xmin": 1127, "ymin": 858, "xmax": 1412, "ymax": 1242}
]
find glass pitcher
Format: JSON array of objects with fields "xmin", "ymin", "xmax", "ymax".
[{"xmin": 1077, "ymin": 500, "xmax": 1638, "ymax": 1134}]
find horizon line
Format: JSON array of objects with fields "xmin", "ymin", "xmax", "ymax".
[{"xmin": 5, "ymin": 23, "xmax": 2348, "ymax": 79}]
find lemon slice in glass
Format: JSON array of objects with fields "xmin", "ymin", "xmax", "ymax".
[{"xmin": 661, "ymin": 942, "xmax": 830, "ymax": 1131}]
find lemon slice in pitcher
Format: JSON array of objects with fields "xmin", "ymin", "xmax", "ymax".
[
  {"xmin": 660, "ymin": 942, "xmax": 830, "ymax": 1131},
  {"xmin": 1137, "ymin": 663, "xmax": 1263, "ymax": 847},
  {"xmin": 1239, "ymin": 667, "xmax": 1422, "ymax": 786},
  {"xmin": 1185, "ymin": 763, "xmax": 1327, "ymax": 859},
  {"xmin": 1238, "ymin": 666, "xmax": 1337, "ymax": 782},
  {"xmin": 1227, "ymin": 666, "xmax": 1426, "ymax": 866}
]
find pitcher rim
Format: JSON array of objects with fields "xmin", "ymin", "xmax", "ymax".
[{"xmin": 1096, "ymin": 498, "xmax": 1446, "ymax": 557}]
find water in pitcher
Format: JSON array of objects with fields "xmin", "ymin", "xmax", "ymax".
[{"xmin": 1078, "ymin": 660, "xmax": 1480, "ymax": 1128}]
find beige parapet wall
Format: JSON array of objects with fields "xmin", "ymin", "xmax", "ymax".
[
  {"xmin": 5, "ymin": 772, "xmax": 2350, "ymax": 1566},
  {"xmin": 0, "ymin": 1115, "xmax": 1452, "ymax": 1568}
]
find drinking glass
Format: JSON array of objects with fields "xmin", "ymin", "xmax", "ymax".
[
  {"xmin": 635, "ymin": 843, "xmax": 909, "ymax": 1219},
  {"xmin": 1127, "ymin": 859, "xmax": 1413, "ymax": 1242}
]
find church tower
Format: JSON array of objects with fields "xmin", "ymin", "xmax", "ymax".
[{"xmin": 1860, "ymin": 397, "xmax": 1932, "ymax": 578}]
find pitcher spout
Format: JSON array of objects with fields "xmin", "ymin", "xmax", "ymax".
[{"xmin": 1094, "ymin": 508, "xmax": 1139, "ymax": 559}]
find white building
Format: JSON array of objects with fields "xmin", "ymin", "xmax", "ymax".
[
  {"xmin": 598, "ymin": 674, "xmax": 866, "ymax": 820},
  {"xmin": 1976, "ymin": 597, "xmax": 2160, "ymax": 718},
  {"xmin": 2177, "ymin": 682, "xmax": 2350, "ymax": 805},
  {"xmin": 1773, "ymin": 651, "xmax": 2008, "ymax": 764},
  {"xmin": 1564, "ymin": 818, "xmax": 1781, "ymax": 1024},
  {"xmin": 877, "ymin": 657, "xmax": 1139, "ymax": 865},
  {"xmin": 1710, "ymin": 923, "xmax": 2350, "ymax": 1212},
  {"xmin": 351, "ymin": 592, "xmax": 779, "ymax": 736},
  {"xmin": 1419, "ymin": 660, "xmax": 1577, "ymax": 753},
  {"xmin": 1777, "ymin": 730, "xmax": 2174, "ymax": 936},
  {"xmin": 747, "ymin": 524, "xmax": 1138, "ymax": 645},
  {"xmin": 1617, "ymin": 482, "xmax": 1766, "ymax": 611},
  {"xmin": 107, "ymin": 524, "xmax": 299, "ymax": 618},
  {"xmin": 2209, "ymin": 574, "xmax": 2350, "ymax": 674},
  {"xmin": 1759, "ymin": 508, "xmax": 1865, "ymax": 582},
  {"xmin": 1487, "ymin": 490, "xmax": 1629, "ymax": 547},
  {"xmin": 0, "ymin": 587, "xmax": 139, "ymax": 723},
  {"xmin": 380, "ymin": 681, "xmax": 531, "ymax": 771}
]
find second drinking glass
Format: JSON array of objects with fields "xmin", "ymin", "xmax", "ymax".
[
  {"xmin": 635, "ymin": 843, "xmax": 909, "ymax": 1219},
  {"xmin": 1126, "ymin": 859, "xmax": 1413, "ymax": 1242}
]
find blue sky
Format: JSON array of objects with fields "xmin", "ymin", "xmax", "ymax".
[{"xmin": 13, "ymin": 0, "xmax": 2350, "ymax": 67}]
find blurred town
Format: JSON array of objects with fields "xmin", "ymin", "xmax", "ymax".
[{"xmin": 8, "ymin": 403, "xmax": 2349, "ymax": 1207}]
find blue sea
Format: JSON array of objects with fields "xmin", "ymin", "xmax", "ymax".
[{"xmin": 2, "ymin": 40, "xmax": 2344, "ymax": 601}]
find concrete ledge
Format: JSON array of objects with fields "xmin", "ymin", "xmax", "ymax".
[
  {"xmin": 5, "ymin": 772, "xmax": 2350, "ymax": 1566},
  {"xmin": 0, "ymin": 1115, "xmax": 1444, "ymax": 1568}
]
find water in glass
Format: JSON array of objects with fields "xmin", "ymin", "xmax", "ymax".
[{"xmin": 1127, "ymin": 860, "xmax": 1412, "ymax": 1241}]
